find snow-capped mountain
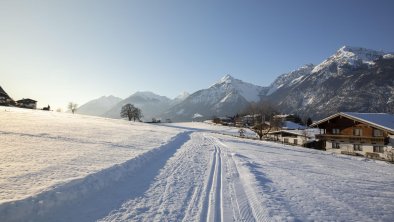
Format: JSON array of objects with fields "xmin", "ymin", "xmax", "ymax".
[
  {"xmin": 174, "ymin": 91, "xmax": 190, "ymax": 101},
  {"xmin": 266, "ymin": 46, "xmax": 394, "ymax": 119},
  {"xmin": 266, "ymin": 64, "xmax": 315, "ymax": 95},
  {"xmin": 312, "ymin": 46, "xmax": 386, "ymax": 74},
  {"xmin": 104, "ymin": 91, "xmax": 173, "ymax": 121},
  {"xmin": 76, "ymin": 95, "xmax": 122, "ymax": 117},
  {"xmin": 79, "ymin": 46, "xmax": 394, "ymax": 122},
  {"xmin": 171, "ymin": 91, "xmax": 190, "ymax": 106},
  {"xmin": 161, "ymin": 75, "xmax": 268, "ymax": 122}
]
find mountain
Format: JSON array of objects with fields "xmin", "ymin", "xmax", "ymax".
[
  {"xmin": 173, "ymin": 91, "xmax": 190, "ymax": 102},
  {"xmin": 77, "ymin": 96, "xmax": 122, "ymax": 116},
  {"xmin": 104, "ymin": 91, "xmax": 173, "ymax": 121},
  {"xmin": 266, "ymin": 64, "xmax": 315, "ymax": 95},
  {"xmin": 266, "ymin": 46, "xmax": 394, "ymax": 119},
  {"xmin": 161, "ymin": 75, "xmax": 268, "ymax": 122},
  {"xmin": 170, "ymin": 91, "xmax": 190, "ymax": 107},
  {"xmin": 78, "ymin": 46, "xmax": 394, "ymax": 122}
]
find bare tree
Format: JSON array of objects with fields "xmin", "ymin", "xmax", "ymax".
[
  {"xmin": 68, "ymin": 102, "xmax": 78, "ymax": 114},
  {"xmin": 121, "ymin": 104, "xmax": 143, "ymax": 121},
  {"xmin": 245, "ymin": 101, "xmax": 281, "ymax": 140}
]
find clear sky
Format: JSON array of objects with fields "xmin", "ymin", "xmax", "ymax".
[{"xmin": 1, "ymin": 0, "xmax": 394, "ymax": 110}]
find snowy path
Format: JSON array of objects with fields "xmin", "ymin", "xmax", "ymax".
[
  {"xmin": 1, "ymin": 111, "xmax": 394, "ymax": 222},
  {"xmin": 99, "ymin": 133, "xmax": 277, "ymax": 222}
]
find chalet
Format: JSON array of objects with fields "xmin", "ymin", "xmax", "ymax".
[
  {"xmin": 242, "ymin": 114, "xmax": 260, "ymax": 126},
  {"xmin": 311, "ymin": 112, "xmax": 394, "ymax": 160},
  {"xmin": 267, "ymin": 129, "xmax": 319, "ymax": 146},
  {"xmin": 17, "ymin": 98, "xmax": 37, "ymax": 109},
  {"xmin": 0, "ymin": 86, "xmax": 14, "ymax": 106}
]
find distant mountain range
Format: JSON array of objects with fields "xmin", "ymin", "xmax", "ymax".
[
  {"xmin": 103, "ymin": 91, "xmax": 179, "ymax": 121},
  {"xmin": 265, "ymin": 46, "xmax": 394, "ymax": 119},
  {"xmin": 160, "ymin": 75, "xmax": 268, "ymax": 122},
  {"xmin": 77, "ymin": 95, "xmax": 122, "ymax": 116},
  {"xmin": 77, "ymin": 46, "xmax": 394, "ymax": 121}
]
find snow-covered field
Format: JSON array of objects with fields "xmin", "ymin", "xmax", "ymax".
[{"xmin": 1, "ymin": 108, "xmax": 394, "ymax": 221}]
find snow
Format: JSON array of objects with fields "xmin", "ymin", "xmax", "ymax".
[
  {"xmin": 289, "ymin": 75, "xmax": 304, "ymax": 85},
  {"xmin": 383, "ymin": 54, "xmax": 394, "ymax": 59},
  {"xmin": 282, "ymin": 121, "xmax": 306, "ymax": 130},
  {"xmin": 312, "ymin": 46, "xmax": 386, "ymax": 74},
  {"xmin": 267, "ymin": 64, "xmax": 314, "ymax": 95},
  {"xmin": 131, "ymin": 91, "xmax": 171, "ymax": 101},
  {"xmin": 174, "ymin": 91, "xmax": 190, "ymax": 101},
  {"xmin": 192, "ymin": 113, "xmax": 203, "ymax": 118},
  {"xmin": 215, "ymin": 74, "xmax": 266, "ymax": 102},
  {"xmin": 0, "ymin": 107, "xmax": 182, "ymax": 204},
  {"xmin": 1, "ymin": 108, "xmax": 394, "ymax": 221}
]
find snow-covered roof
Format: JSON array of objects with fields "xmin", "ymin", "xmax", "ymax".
[
  {"xmin": 0, "ymin": 86, "xmax": 12, "ymax": 99},
  {"xmin": 269, "ymin": 129, "xmax": 319, "ymax": 138},
  {"xmin": 17, "ymin": 98, "xmax": 37, "ymax": 103},
  {"xmin": 282, "ymin": 121, "xmax": 306, "ymax": 130},
  {"xmin": 192, "ymin": 113, "xmax": 203, "ymax": 118},
  {"xmin": 311, "ymin": 112, "xmax": 394, "ymax": 134}
]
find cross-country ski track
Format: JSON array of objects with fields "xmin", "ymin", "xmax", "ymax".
[{"xmin": 1, "ymin": 109, "xmax": 394, "ymax": 222}]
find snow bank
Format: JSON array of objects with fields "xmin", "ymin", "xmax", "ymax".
[
  {"xmin": 0, "ymin": 107, "xmax": 181, "ymax": 203},
  {"xmin": 0, "ymin": 131, "xmax": 191, "ymax": 222}
]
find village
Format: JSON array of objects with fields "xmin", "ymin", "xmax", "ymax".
[
  {"xmin": 211, "ymin": 111, "xmax": 394, "ymax": 162},
  {"xmin": 2, "ymin": 85, "xmax": 394, "ymax": 163}
]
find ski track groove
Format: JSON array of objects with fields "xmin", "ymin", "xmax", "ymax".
[
  {"xmin": 205, "ymin": 135, "xmax": 261, "ymax": 222},
  {"xmin": 216, "ymin": 138, "xmax": 271, "ymax": 222}
]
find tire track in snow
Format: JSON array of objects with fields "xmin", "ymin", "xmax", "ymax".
[
  {"xmin": 99, "ymin": 132, "xmax": 212, "ymax": 222},
  {"xmin": 202, "ymin": 135, "xmax": 262, "ymax": 222},
  {"xmin": 200, "ymin": 145, "xmax": 219, "ymax": 222},
  {"xmin": 206, "ymin": 145, "xmax": 223, "ymax": 222},
  {"xmin": 215, "ymin": 137, "xmax": 272, "ymax": 222}
]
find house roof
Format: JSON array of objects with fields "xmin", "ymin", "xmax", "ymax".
[
  {"xmin": 282, "ymin": 121, "xmax": 306, "ymax": 130},
  {"xmin": 269, "ymin": 129, "xmax": 320, "ymax": 138},
  {"xmin": 269, "ymin": 129, "xmax": 307, "ymax": 137},
  {"xmin": 0, "ymin": 86, "xmax": 12, "ymax": 99},
  {"xmin": 17, "ymin": 98, "xmax": 37, "ymax": 103},
  {"xmin": 311, "ymin": 112, "xmax": 394, "ymax": 134}
]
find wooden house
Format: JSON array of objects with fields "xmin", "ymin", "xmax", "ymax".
[
  {"xmin": 311, "ymin": 112, "xmax": 394, "ymax": 160},
  {"xmin": 17, "ymin": 98, "xmax": 37, "ymax": 109},
  {"xmin": 267, "ymin": 129, "xmax": 319, "ymax": 146}
]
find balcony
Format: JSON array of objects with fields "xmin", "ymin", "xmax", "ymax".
[{"xmin": 316, "ymin": 134, "xmax": 385, "ymax": 144}]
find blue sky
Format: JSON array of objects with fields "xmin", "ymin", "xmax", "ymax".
[{"xmin": 1, "ymin": 0, "xmax": 394, "ymax": 110}]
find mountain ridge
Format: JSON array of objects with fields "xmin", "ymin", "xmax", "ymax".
[{"xmin": 77, "ymin": 45, "xmax": 394, "ymax": 121}]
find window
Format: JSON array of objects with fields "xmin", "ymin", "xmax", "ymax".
[
  {"xmin": 294, "ymin": 139, "xmax": 298, "ymax": 145},
  {"xmin": 373, "ymin": 129, "xmax": 383, "ymax": 137},
  {"xmin": 284, "ymin": 138, "xmax": 289, "ymax": 144},
  {"xmin": 373, "ymin": 146, "xmax": 384, "ymax": 153},
  {"xmin": 353, "ymin": 144, "xmax": 363, "ymax": 151},
  {"xmin": 333, "ymin": 142, "xmax": 340, "ymax": 149},
  {"xmin": 353, "ymin": 128, "xmax": 362, "ymax": 136},
  {"xmin": 332, "ymin": 128, "xmax": 340, "ymax": 134}
]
